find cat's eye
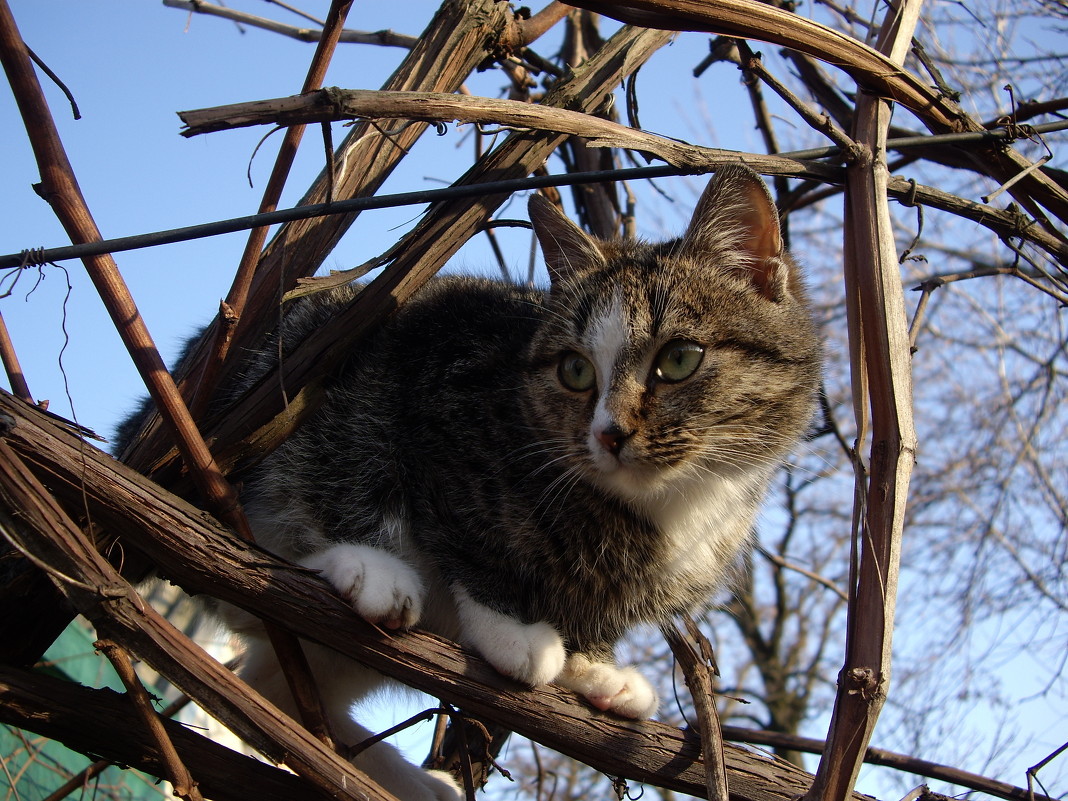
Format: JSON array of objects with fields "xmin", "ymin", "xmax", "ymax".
[
  {"xmin": 654, "ymin": 340, "xmax": 705, "ymax": 383},
  {"xmin": 558, "ymin": 351, "xmax": 596, "ymax": 392}
]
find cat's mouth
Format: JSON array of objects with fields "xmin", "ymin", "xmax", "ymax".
[{"xmin": 586, "ymin": 433, "xmax": 670, "ymax": 495}]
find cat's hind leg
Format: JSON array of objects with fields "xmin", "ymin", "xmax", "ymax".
[
  {"xmin": 557, "ymin": 652, "xmax": 659, "ymax": 719},
  {"xmin": 301, "ymin": 542, "xmax": 424, "ymax": 630},
  {"xmin": 239, "ymin": 636, "xmax": 462, "ymax": 801},
  {"xmin": 452, "ymin": 586, "xmax": 566, "ymax": 686}
]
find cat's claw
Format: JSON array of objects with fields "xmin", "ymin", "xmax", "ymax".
[
  {"xmin": 453, "ymin": 587, "xmax": 566, "ymax": 686},
  {"xmin": 301, "ymin": 544, "xmax": 424, "ymax": 629},
  {"xmin": 558, "ymin": 653, "xmax": 659, "ymax": 719}
]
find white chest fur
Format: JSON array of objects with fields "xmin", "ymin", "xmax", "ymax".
[{"xmin": 638, "ymin": 467, "xmax": 769, "ymax": 587}]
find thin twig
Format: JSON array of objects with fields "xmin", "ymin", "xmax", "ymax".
[
  {"xmin": 346, "ymin": 707, "xmax": 441, "ymax": 759},
  {"xmin": 96, "ymin": 640, "xmax": 204, "ymax": 801},
  {"xmin": 25, "ymin": 45, "xmax": 79, "ymax": 119},
  {"xmin": 162, "ymin": 0, "xmax": 417, "ymax": 48},
  {"xmin": 757, "ymin": 547, "xmax": 850, "ymax": 602},
  {"xmin": 192, "ymin": 0, "xmax": 355, "ymax": 418},
  {"xmin": 735, "ymin": 40, "xmax": 858, "ymax": 156},
  {"xmin": 1027, "ymin": 741, "xmax": 1068, "ymax": 801},
  {"xmin": 660, "ymin": 619, "xmax": 729, "ymax": 801},
  {"xmin": 0, "ymin": 310, "xmax": 32, "ymax": 403}
]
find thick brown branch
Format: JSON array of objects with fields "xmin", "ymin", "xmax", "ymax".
[{"xmin": 809, "ymin": 0, "xmax": 920, "ymax": 798}]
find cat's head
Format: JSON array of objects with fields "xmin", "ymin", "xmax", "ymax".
[{"xmin": 523, "ymin": 165, "xmax": 821, "ymax": 502}]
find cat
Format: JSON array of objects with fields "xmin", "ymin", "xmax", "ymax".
[{"xmin": 127, "ymin": 164, "xmax": 821, "ymax": 801}]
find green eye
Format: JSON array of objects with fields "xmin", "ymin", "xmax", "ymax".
[
  {"xmin": 654, "ymin": 340, "xmax": 704, "ymax": 383},
  {"xmin": 558, "ymin": 351, "xmax": 596, "ymax": 392}
]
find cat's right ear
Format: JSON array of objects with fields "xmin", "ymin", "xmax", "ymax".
[
  {"xmin": 529, "ymin": 194, "xmax": 606, "ymax": 284},
  {"xmin": 682, "ymin": 165, "xmax": 791, "ymax": 302}
]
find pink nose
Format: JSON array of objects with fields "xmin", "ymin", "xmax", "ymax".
[{"xmin": 595, "ymin": 423, "xmax": 629, "ymax": 456}]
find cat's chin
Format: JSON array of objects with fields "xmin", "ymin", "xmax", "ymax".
[{"xmin": 587, "ymin": 458, "xmax": 675, "ymax": 503}]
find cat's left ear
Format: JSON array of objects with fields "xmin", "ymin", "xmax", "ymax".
[
  {"xmin": 529, "ymin": 194, "xmax": 607, "ymax": 284},
  {"xmin": 681, "ymin": 165, "xmax": 790, "ymax": 302}
]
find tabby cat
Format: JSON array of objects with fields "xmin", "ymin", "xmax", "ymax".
[{"xmin": 189, "ymin": 165, "xmax": 820, "ymax": 800}]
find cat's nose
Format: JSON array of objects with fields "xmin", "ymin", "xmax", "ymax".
[{"xmin": 596, "ymin": 423, "xmax": 631, "ymax": 456}]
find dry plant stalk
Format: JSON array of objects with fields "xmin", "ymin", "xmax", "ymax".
[
  {"xmin": 0, "ymin": 310, "xmax": 31, "ymax": 403},
  {"xmin": 808, "ymin": 0, "xmax": 920, "ymax": 798},
  {"xmin": 95, "ymin": 639, "xmax": 205, "ymax": 801},
  {"xmin": 661, "ymin": 619, "xmax": 730, "ymax": 801}
]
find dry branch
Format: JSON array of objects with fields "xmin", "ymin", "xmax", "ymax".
[
  {"xmin": 0, "ymin": 0, "xmax": 350, "ymax": 743},
  {"xmin": 662, "ymin": 620, "xmax": 730, "ymax": 801},
  {"xmin": 162, "ymin": 0, "xmax": 418, "ymax": 48},
  {"xmin": 2, "ymin": 2, "xmax": 318, "ymax": 722},
  {"xmin": 720, "ymin": 728, "xmax": 1059, "ymax": 801},
  {"xmin": 808, "ymin": 0, "xmax": 920, "ymax": 798},
  {"xmin": 175, "ymin": 88, "xmax": 1068, "ymax": 268},
  {"xmin": 565, "ymin": 0, "xmax": 1068, "ymax": 231},
  {"xmin": 95, "ymin": 639, "xmax": 205, "ymax": 801},
  {"xmin": 561, "ymin": 0, "xmax": 966, "ymax": 131},
  {"xmin": 0, "ymin": 666, "xmax": 335, "ymax": 801},
  {"xmin": 203, "ymin": 0, "xmax": 354, "ymax": 420},
  {"xmin": 0, "ymin": 388, "xmax": 861, "ymax": 801}
]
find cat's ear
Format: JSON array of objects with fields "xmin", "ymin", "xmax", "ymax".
[
  {"xmin": 681, "ymin": 165, "xmax": 790, "ymax": 301},
  {"xmin": 529, "ymin": 194, "xmax": 607, "ymax": 284}
]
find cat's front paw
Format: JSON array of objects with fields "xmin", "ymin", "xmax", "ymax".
[
  {"xmin": 301, "ymin": 544, "xmax": 424, "ymax": 629},
  {"xmin": 453, "ymin": 587, "xmax": 566, "ymax": 686},
  {"xmin": 558, "ymin": 653, "xmax": 659, "ymax": 719}
]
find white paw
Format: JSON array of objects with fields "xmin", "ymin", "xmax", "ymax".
[
  {"xmin": 558, "ymin": 653, "xmax": 659, "ymax": 719},
  {"xmin": 453, "ymin": 586, "xmax": 566, "ymax": 686},
  {"xmin": 301, "ymin": 543, "xmax": 424, "ymax": 629}
]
